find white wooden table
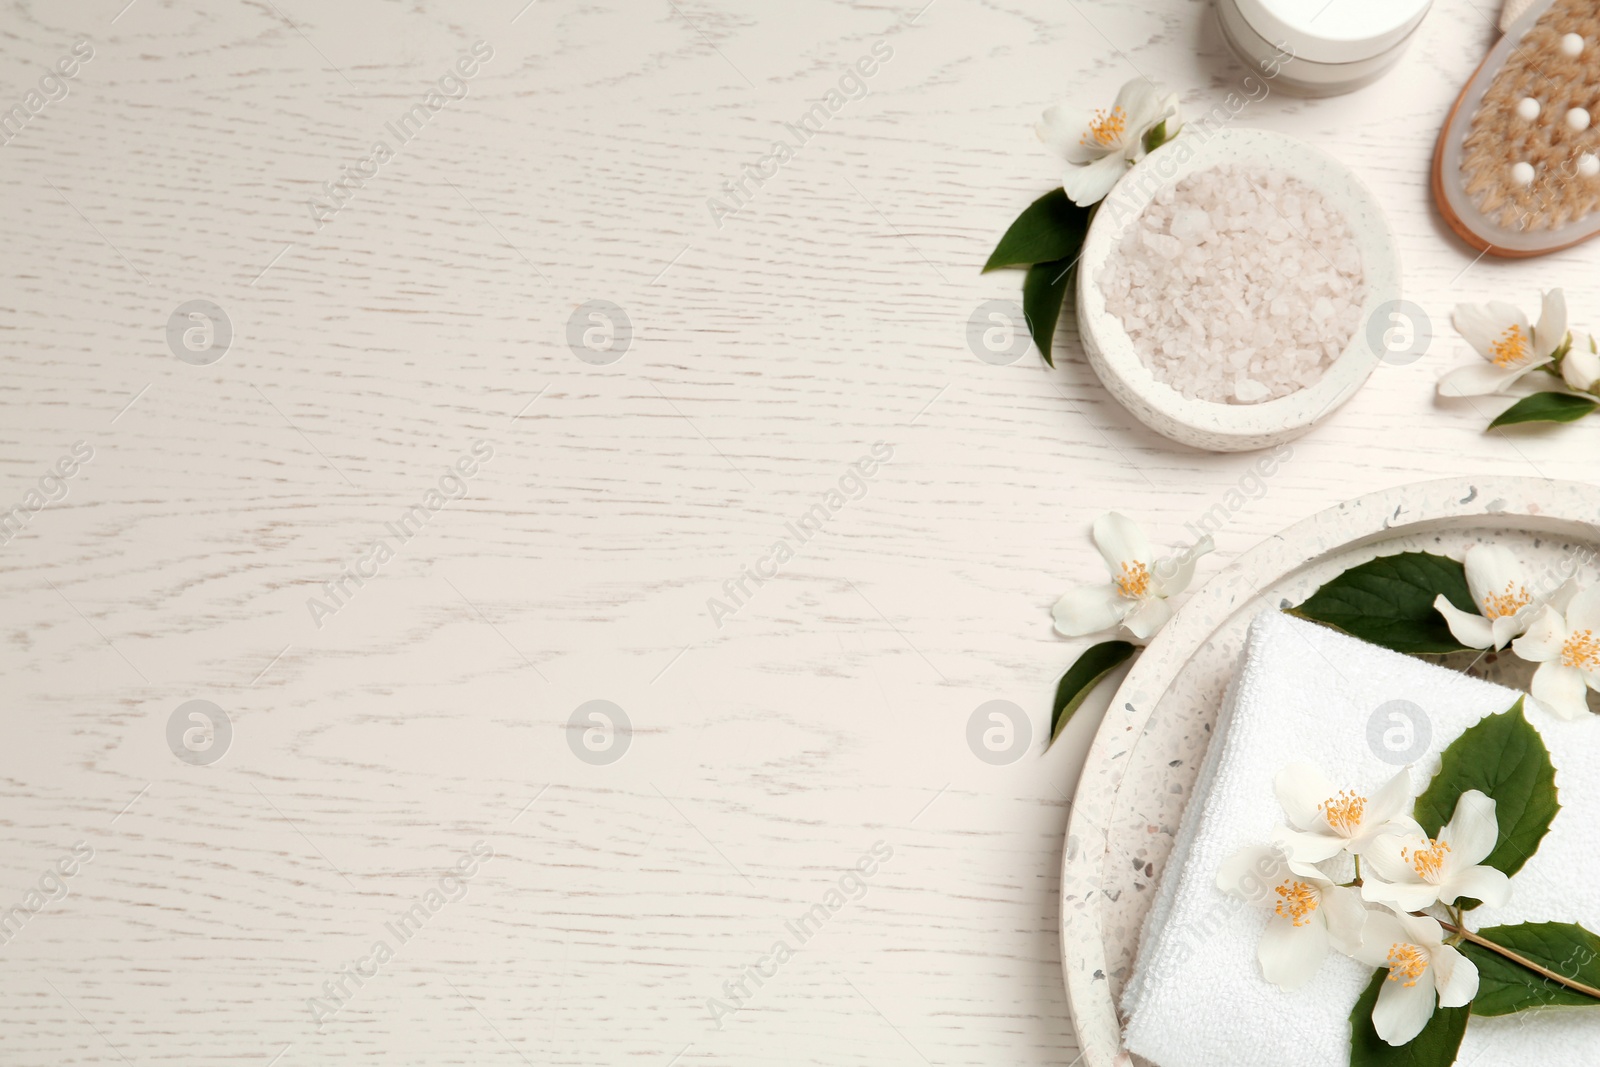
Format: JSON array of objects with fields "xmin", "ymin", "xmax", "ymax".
[{"xmin": 0, "ymin": 1, "xmax": 1590, "ymax": 1063}]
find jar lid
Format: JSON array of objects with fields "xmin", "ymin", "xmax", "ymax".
[{"xmin": 1232, "ymin": 0, "xmax": 1432, "ymax": 65}]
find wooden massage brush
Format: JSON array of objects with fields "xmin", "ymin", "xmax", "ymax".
[{"xmin": 1434, "ymin": 0, "xmax": 1600, "ymax": 256}]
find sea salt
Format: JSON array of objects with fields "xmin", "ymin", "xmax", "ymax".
[{"xmin": 1099, "ymin": 164, "xmax": 1365, "ymax": 405}]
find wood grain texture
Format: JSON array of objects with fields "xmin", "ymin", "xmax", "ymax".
[{"xmin": 0, "ymin": 0, "xmax": 1594, "ymax": 1063}]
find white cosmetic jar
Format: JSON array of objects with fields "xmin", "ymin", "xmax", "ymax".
[{"xmin": 1216, "ymin": 0, "xmax": 1432, "ymax": 97}]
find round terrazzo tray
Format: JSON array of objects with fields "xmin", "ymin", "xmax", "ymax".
[{"xmin": 1060, "ymin": 476, "xmax": 1600, "ymax": 1067}]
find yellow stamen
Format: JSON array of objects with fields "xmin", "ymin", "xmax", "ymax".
[
  {"xmin": 1273, "ymin": 879, "xmax": 1319, "ymax": 927},
  {"xmin": 1115, "ymin": 560, "xmax": 1151, "ymax": 599},
  {"xmin": 1080, "ymin": 106, "xmax": 1128, "ymax": 148},
  {"xmin": 1561, "ymin": 628, "xmax": 1600, "ymax": 670},
  {"xmin": 1490, "ymin": 324, "xmax": 1530, "ymax": 368},
  {"xmin": 1318, "ymin": 791, "xmax": 1367, "ymax": 836},
  {"xmin": 1402, "ymin": 839, "xmax": 1451, "ymax": 882},
  {"xmin": 1386, "ymin": 943, "xmax": 1428, "ymax": 987},
  {"xmin": 1482, "ymin": 581, "xmax": 1532, "ymax": 620}
]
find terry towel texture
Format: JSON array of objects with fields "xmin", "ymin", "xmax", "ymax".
[{"xmin": 1121, "ymin": 610, "xmax": 1600, "ymax": 1067}]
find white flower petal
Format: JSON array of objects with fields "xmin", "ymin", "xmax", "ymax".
[
  {"xmin": 1258, "ymin": 912, "xmax": 1328, "ymax": 991},
  {"xmin": 1513, "ymin": 606, "xmax": 1568, "ymax": 662},
  {"xmin": 1441, "ymin": 789, "xmax": 1499, "ymax": 867},
  {"xmin": 1490, "ymin": 613, "xmax": 1527, "ymax": 649},
  {"xmin": 1157, "ymin": 92, "xmax": 1181, "ymax": 128},
  {"xmin": 1462, "ymin": 546, "xmax": 1536, "ymax": 634},
  {"xmin": 1274, "ymin": 764, "xmax": 1335, "ymax": 829},
  {"xmin": 1427, "ymin": 956, "xmax": 1467, "ymax": 1009},
  {"xmin": 1273, "ymin": 827, "xmax": 1348, "ymax": 864},
  {"xmin": 1351, "ymin": 911, "xmax": 1410, "ymax": 968},
  {"xmin": 1319, "ymin": 885, "xmax": 1369, "ymax": 955},
  {"xmin": 1438, "ymin": 360, "xmax": 1539, "ymax": 397},
  {"xmin": 1092, "ymin": 512, "xmax": 1151, "ymax": 574},
  {"xmin": 1286, "ymin": 853, "xmax": 1331, "ymax": 881},
  {"xmin": 1121, "ymin": 595, "xmax": 1173, "ymax": 640},
  {"xmin": 1359, "ymin": 815, "xmax": 1425, "ymax": 847},
  {"xmin": 1360, "ymin": 833, "xmax": 1424, "ymax": 884},
  {"xmin": 1537, "ymin": 288, "xmax": 1569, "ymax": 358},
  {"xmin": 1372, "ymin": 972, "xmax": 1439, "ymax": 1046},
  {"xmin": 1432, "ymin": 944, "xmax": 1479, "ymax": 1008},
  {"xmin": 1445, "ymin": 863, "xmax": 1512, "ymax": 908},
  {"xmin": 1037, "ymin": 104, "xmax": 1109, "ymax": 164},
  {"xmin": 1365, "ymin": 768, "xmax": 1417, "ymax": 832},
  {"xmin": 1434, "ymin": 594, "xmax": 1495, "ymax": 649},
  {"xmin": 1565, "ymin": 584, "xmax": 1600, "ymax": 632},
  {"xmin": 1548, "ymin": 578, "xmax": 1580, "ymax": 613},
  {"xmin": 1463, "ymin": 545, "xmax": 1519, "ymax": 606},
  {"xmin": 1149, "ymin": 536, "xmax": 1211, "ymax": 598},
  {"xmin": 1563, "ymin": 339, "xmax": 1600, "ymax": 392},
  {"xmin": 1362, "ymin": 876, "xmax": 1443, "ymax": 912},
  {"xmin": 1111, "ymin": 78, "xmax": 1163, "ymax": 139},
  {"xmin": 1061, "ymin": 154, "xmax": 1126, "ymax": 207},
  {"xmin": 1051, "ymin": 583, "xmax": 1127, "ymax": 637},
  {"xmin": 1453, "ymin": 301, "xmax": 1529, "ymax": 360},
  {"xmin": 1396, "ymin": 912, "xmax": 1446, "ymax": 951},
  {"xmin": 1531, "ymin": 660, "xmax": 1591, "ymax": 720},
  {"xmin": 1129, "ymin": 94, "xmax": 1180, "ymax": 159}
]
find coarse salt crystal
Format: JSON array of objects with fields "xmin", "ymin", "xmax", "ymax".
[
  {"xmin": 1169, "ymin": 208, "xmax": 1211, "ymax": 241},
  {"xmin": 1098, "ymin": 163, "xmax": 1366, "ymax": 405}
]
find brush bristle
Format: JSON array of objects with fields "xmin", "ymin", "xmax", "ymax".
[{"xmin": 1461, "ymin": 0, "xmax": 1600, "ymax": 232}]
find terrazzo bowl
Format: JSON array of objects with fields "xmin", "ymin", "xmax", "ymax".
[{"xmin": 1076, "ymin": 126, "xmax": 1400, "ymax": 453}]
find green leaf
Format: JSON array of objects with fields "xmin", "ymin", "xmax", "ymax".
[
  {"xmin": 1551, "ymin": 333, "xmax": 1575, "ymax": 362},
  {"xmin": 1049, "ymin": 640, "xmax": 1136, "ymax": 745},
  {"xmin": 1024, "ymin": 257, "xmax": 1075, "ymax": 368},
  {"xmin": 1141, "ymin": 119, "xmax": 1169, "ymax": 154},
  {"xmin": 1413, "ymin": 698, "xmax": 1558, "ymax": 879},
  {"xmin": 1488, "ymin": 392, "xmax": 1598, "ymax": 429},
  {"xmin": 1348, "ymin": 967, "xmax": 1470, "ymax": 1067},
  {"xmin": 1461, "ymin": 922, "xmax": 1600, "ymax": 1016},
  {"xmin": 1288, "ymin": 551, "xmax": 1475, "ymax": 655},
  {"xmin": 983, "ymin": 189, "xmax": 1091, "ymax": 273}
]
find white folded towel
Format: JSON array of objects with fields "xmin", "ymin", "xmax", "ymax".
[{"xmin": 1121, "ymin": 610, "xmax": 1600, "ymax": 1067}]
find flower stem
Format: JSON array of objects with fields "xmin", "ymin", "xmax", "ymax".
[
  {"xmin": 1438, "ymin": 920, "xmax": 1600, "ymax": 1001},
  {"xmin": 1353, "ymin": 856, "xmax": 1361, "ymax": 883}
]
